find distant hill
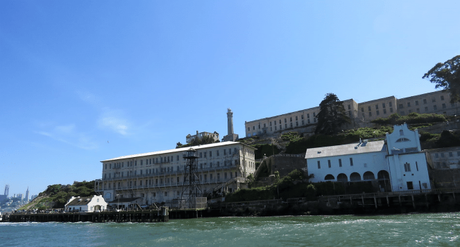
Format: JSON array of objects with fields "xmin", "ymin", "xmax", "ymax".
[{"xmin": 20, "ymin": 181, "xmax": 95, "ymax": 210}]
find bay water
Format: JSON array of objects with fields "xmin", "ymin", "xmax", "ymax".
[{"xmin": 1, "ymin": 213, "xmax": 460, "ymax": 246}]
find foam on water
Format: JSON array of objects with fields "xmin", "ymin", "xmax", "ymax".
[{"xmin": 1, "ymin": 213, "xmax": 460, "ymax": 246}]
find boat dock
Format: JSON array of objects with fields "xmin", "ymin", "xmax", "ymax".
[{"xmin": 6, "ymin": 207, "xmax": 171, "ymax": 223}]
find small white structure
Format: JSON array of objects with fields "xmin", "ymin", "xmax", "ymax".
[
  {"xmin": 306, "ymin": 124, "xmax": 431, "ymax": 192},
  {"xmin": 186, "ymin": 131, "xmax": 219, "ymax": 144},
  {"xmin": 65, "ymin": 195, "xmax": 108, "ymax": 212}
]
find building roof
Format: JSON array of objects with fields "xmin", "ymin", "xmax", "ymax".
[
  {"xmin": 305, "ymin": 140, "xmax": 386, "ymax": 159},
  {"xmin": 245, "ymin": 106, "xmax": 320, "ymax": 124},
  {"xmin": 101, "ymin": 141, "xmax": 252, "ymax": 162},
  {"xmin": 66, "ymin": 196, "xmax": 93, "ymax": 206},
  {"xmin": 358, "ymin": 96, "xmax": 396, "ymax": 105}
]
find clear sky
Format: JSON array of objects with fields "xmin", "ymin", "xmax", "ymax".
[{"xmin": 1, "ymin": 0, "xmax": 459, "ymax": 197}]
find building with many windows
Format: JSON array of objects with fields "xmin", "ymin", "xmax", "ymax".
[
  {"xmin": 425, "ymin": 146, "xmax": 460, "ymax": 169},
  {"xmin": 305, "ymin": 124, "xmax": 431, "ymax": 192},
  {"xmin": 245, "ymin": 90, "xmax": 459, "ymax": 137},
  {"xmin": 95, "ymin": 142, "xmax": 256, "ymax": 206}
]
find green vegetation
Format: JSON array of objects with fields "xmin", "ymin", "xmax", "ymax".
[
  {"xmin": 226, "ymin": 170, "xmax": 311, "ymax": 202},
  {"xmin": 238, "ymin": 136, "xmax": 259, "ymax": 145},
  {"xmin": 283, "ymin": 113, "xmax": 453, "ymax": 154},
  {"xmin": 372, "ymin": 113, "xmax": 447, "ymax": 126},
  {"xmin": 226, "ymin": 170, "xmax": 377, "ymax": 202},
  {"xmin": 285, "ymin": 126, "xmax": 392, "ymax": 154},
  {"xmin": 176, "ymin": 134, "xmax": 219, "ymax": 148},
  {"xmin": 280, "ymin": 132, "xmax": 302, "ymax": 142},
  {"xmin": 423, "ymin": 55, "xmax": 460, "ymax": 102},
  {"xmin": 315, "ymin": 93, "xmax": 351, "ymax": 135},
  {"xmin": 21, "ymin": 181, "xmax": 95, "ymax": 210},
  {"xmin": 253, "ymin": 144, "xmax": 281, "ymax": 159}
]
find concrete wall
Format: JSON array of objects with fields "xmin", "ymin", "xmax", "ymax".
[
  {"xmin": 264, "ymin": 155, "xmax": 305, "ymax": 177},
  {"xmin": 429, "ymin": 169, "xmax": 460, "ymax": 189}
]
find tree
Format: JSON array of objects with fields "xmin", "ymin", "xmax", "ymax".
[
  {"xmin": 315, "ymin": 93, "xmax": 350, "ymax": 135},
  {"xmin": 423, "ymin": 55, "xmax": 460, "ymax": 102}
]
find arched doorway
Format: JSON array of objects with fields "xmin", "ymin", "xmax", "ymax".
[
  {"xmin": 378, "ymin": 170, "xmax": 391, "ymax": 192},
  {"xmin": 325, "ymin": 174, "xmax": 335, "ymax": 181},
  {"xmin": 337, "ymin": 173, "xmax": 348, "ymax": 182},
  {"xmin": 363, "ymin": 171, "xmax": 375, "ymax": 180},
  {"xmin": 350, "ymin": 172, "xmax": 361, "ymax": 181}
]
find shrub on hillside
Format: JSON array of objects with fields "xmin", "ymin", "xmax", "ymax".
[
  {"xmin": 36, "ymin": 181, "xmax": 95, "ymax": 209},
  {"xmin": 372, "ymin": 113, "xmax": 446, "ymax": 125},
  {"xmin": 253, "ymin": 144, "xmax": 280, "ymax": 159}
]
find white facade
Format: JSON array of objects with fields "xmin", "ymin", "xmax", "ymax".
[
  {"xmin": 306, "ymin": 124, "xmax": 431, "ymax": 192},
  {"xmin": 65, "ymin": 195, "xmax": 108, "ymax": 212},
  {"xmin": 95, "ymin": 142, "xmax": 256, "ymax": 205}
]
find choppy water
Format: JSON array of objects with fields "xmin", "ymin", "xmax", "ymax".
[{"xmin": 1, "ymin": 213, "xmax": 460, "ymax": 246}]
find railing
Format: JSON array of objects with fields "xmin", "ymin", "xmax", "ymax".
[
  {"xmin": 105, "ymin": 178, "xmax": 246, "ymax": 191},
  {"xmin": 102, "ymin": 164, "xmax": 240, "ymax": 181},
  {"xmin": 317, "ymin": 189, "xmax": 451, "ymax": 200},
  {"xmin": 210, "ymin": 199, "xmax": 283, "ymax": 208}
]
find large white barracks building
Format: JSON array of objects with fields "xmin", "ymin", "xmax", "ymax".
[{"xmin": 95, "ymin": 142, "xmax": 256, "ymax": 205}]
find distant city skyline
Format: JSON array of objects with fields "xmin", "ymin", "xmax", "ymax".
[
  {"xmin": 2, "ymin": 0, "xmax": 460, "ymax": 196},
  {"xmin": 1, "ymin": 184, "xmax": 31, "ymax": 200}
]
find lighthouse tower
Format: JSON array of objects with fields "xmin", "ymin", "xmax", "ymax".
[{"xmin": 223, "ymin": 108, "xmax": 239, "ymax": 142}]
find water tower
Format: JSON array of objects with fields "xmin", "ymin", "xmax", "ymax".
[{"xmin": 180, "ymin": 148, "xmax": 202, "ymax": 208}]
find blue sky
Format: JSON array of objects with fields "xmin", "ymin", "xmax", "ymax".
[{"xmin": 1, "ymin": 1, "xmax": 459, "ymax": 197}]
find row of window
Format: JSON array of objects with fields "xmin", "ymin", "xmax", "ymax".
[
  {"xmin": 361, "ymin": 102, "xmax": 394, "ymax": 112},
  {"xmin": 433, "ymin": 151, "xmax": 460, "ymax": 159},
  {"xmin": 434, "ymin": 161, "xmax": 459, "ymax": 169},
  {"xmin": 103, "ymin": 171, "xmax": 238, "ymax": 189},
  {"xmin": 324, "ymin": 171, "xmax": 377, "ymax": 181},
  {"xmin": 362, "ymin": 108, "xmax": 394, "ymax": 118},
  {"xmin": 105, "ymin": 148, "xmax": 243, "ymax": 170},
  {"xmin": 399, "ymin": 95, "xmax": 446, "ymax": 109},
  {"xmin": 317, "ymin": 159, "xmax": 419, "ymax": 173},
  {"xmin": 105, "ymin": 160, "xmax": 241, "ymax": 179},
  {"xmin": 317, "ymin": 158, "xmax": 354, "ymax": 169},
  {"xmin": 249, "ymin": 119, "xmax": 316, "ymax": 136},
  {"xmin": 248, "ymin": 112, "xmax": 317, "ymax": 132},
  {"xmin": 400, "ymin": 103, "xmax": 450, "ymax": 115},
  {"xmin": 198, "ymin": 148, "xmax": 238, "ymax": 158}
]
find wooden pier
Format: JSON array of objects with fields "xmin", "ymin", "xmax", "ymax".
[
  {"xmin": 208, "ymin": 189, "xmax": 460, "ymax": 216},
  {"xmin": 7, "ymin": 207, "xmax": 170, "ymax": 223},
  {"xmin": 316, "ymin": 189, "xmax": 460, "ymax": 214}
]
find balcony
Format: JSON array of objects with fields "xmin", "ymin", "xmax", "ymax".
[
  {"xmin": 101, "ymin": 164, "xmax": 240, "ymax": 181},
  {"xmin": 101, "ymin": 177, "xmax": 245, "ymax": 191}
]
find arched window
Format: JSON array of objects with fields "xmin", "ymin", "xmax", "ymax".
[
  {"xmin": 363, "ymin": 171, "xmax": 375, "ymax": 180},
  {"xmin": 396, "ymin": 138, "xmax": 410, "ymax": 142},
  {"xmin": 378, "ymin": 170, "xmax": 390, "ymax": 180},
  {"xmin": 378, "ymin": 170, "xmax": 391, "ymax": 192},
  {"xmin": 337, "ymin": 173, "xmax": 348, "ymax": 182},
  {"xmin": 399, "ymin": 129, "xmax": 404, "ymax": 136},
  {"xmin": 350, "ymin": 172, "xmax": 361, "ymax": 181},
  {"xmin": 325, "ymin": 174, "xmax": 335, "ymax": 181}
]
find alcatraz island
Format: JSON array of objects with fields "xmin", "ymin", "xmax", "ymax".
[{"xmin": 4, "ymin": 55, "xmax": 460, "ymax": 222}]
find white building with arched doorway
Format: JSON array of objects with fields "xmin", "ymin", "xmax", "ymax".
[
  {"xmin": 305, "ymin": 124, "xmax": 431, "ymax": 192},
  {"xmin": 65, "ymin": 195, "xmax": 108, "ymax": 212}
]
